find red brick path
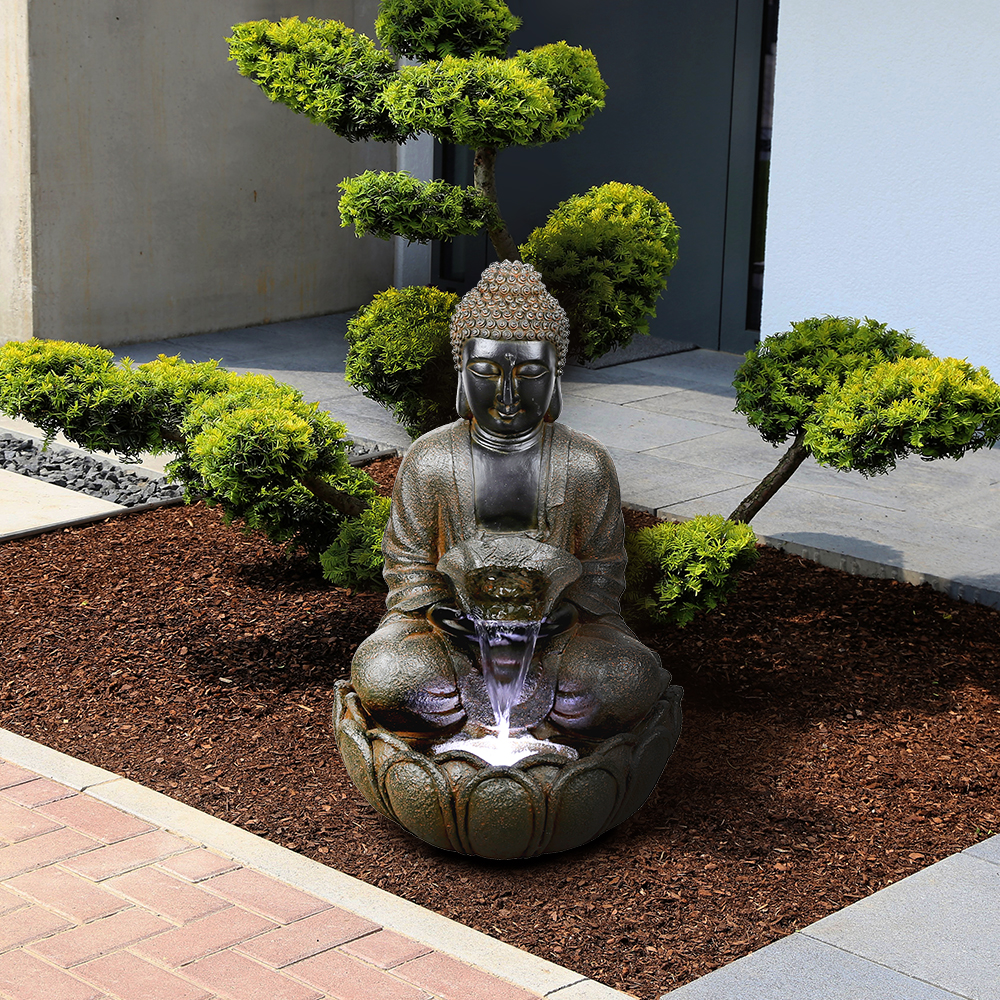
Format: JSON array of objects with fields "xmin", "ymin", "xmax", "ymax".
[{"xmin": 0, "ymin": 761, "xmax": 541, "ymax": 1000}]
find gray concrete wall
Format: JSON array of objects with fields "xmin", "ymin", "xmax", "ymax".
[
  {"xmin": 14, "ymin": 0, "xmax": 394, "ymax": 347},
  {"xmin": 0, "ymin": 0, "xmax": 33, "ymax": 344}
]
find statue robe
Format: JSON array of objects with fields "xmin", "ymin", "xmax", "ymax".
[{"xmin": 352, "ymin": 419, "xmax": 669, "ymax": 736}]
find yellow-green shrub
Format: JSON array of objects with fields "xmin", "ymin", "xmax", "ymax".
[
  {"xmin": 624, "ymin": 516, "xmax": 759, "ymax": 627},
  {"xmin": 338, "ymin": 171, "xmax": 498, "ymax": 243},
  {"xmin": 807, "ymin": 356, "xmax": 1000, "ymax": 474},
  {"xmin": 375, "ymin": 0, "xmax": 521, "ymax": 61},
  {"xmin": 521, "ymin": 183, "xmax": 679, "ymax": 361},
  {"xmin": 345, "ymin": 285, "xmax": 459, "ymax": 439}
]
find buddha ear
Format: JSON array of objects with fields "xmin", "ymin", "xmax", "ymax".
[
  {"xmin": 455, "ymin": 378, "xmax": 471, "ymax": 420},
  {"xmin": 546, "ymin": 379, "xmax": 563, "ymax": 422}
]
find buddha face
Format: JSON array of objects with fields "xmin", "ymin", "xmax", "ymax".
[{"xmin": 461, "ymin": 337, "xmax": 557, "ymax": 436}]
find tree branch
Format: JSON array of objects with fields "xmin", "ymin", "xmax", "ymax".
[
  {"xmin": 298, "ymin": 475, "xmax": 367, "ymax": 518},
  {"xmin": 729, "ymin": 431, "xmax": 809, "ymax": 523},
  {"xmin": 473, "ymin": 145, "xmax": 519, "ymax": 262}
]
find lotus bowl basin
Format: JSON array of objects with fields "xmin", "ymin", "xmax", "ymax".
[{"xmin": 333, "ymin": 681, "xmax": 683, "ymax": 859}]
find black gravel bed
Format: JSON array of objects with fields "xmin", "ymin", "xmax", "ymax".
[{"xmin": 0, "ymin": 430, "xmax": 398, "ymax": 509}]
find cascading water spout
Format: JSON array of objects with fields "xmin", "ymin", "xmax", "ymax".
[{"xmin": 474, "ymin": 618, "xmax": 542, "ymax": 741}]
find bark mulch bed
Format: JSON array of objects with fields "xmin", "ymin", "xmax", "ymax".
[{"xmin": 2, "ymin": 455, "xmax": 999, "ymax": 998}]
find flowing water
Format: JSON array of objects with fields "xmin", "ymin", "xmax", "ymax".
[
  {"xmin": 474, "ymin": 618, "xmax": 541, "ymax": 741},
  {"xmin": 432, "ymin": 614, "xmax": 578, "ymax": 766}
]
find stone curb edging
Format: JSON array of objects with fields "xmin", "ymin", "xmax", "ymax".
[
  {"xmin": 0, "ymin": 728, "xmax": 632, "ymax": 1000},
  {"xmin": 0, "ymin": 495, "xmax": 187, "ymax": 544}
]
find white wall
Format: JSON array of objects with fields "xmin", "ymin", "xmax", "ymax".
[
  {"xmin": 0, "ymin": 0, "xmax": 33, "ymax": 343},
  {"xmin": 762, "ymin": 0, "xmax": 1000, "ymax": 376},
  {"xmin": 9, "ymin": 0, "xmax": 395, "ymax": 347}
]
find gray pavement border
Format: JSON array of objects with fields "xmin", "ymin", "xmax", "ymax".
[{"xmin": 0, "ymin": 728, "xmax": 630, "ymax": 1000}]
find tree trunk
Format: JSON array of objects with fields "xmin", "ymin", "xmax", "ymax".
[
  {"xmin": 298, "ymin": 475, "xmax": 367, "ymax": 518},
  {"xmin": 729, "ymin": 431, "xmax": 809, "ymax": 523},
  {"xmin": 473, "ymin": 145, "xmax": 519, "ymax": 262}
]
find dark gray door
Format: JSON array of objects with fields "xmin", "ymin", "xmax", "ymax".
[{"xmin": 436, "ymin": 0, "xmax": 767, "ymax": 355}]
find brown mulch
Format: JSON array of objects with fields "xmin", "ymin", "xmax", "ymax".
[{"xmin": 2, "ymin": 454, "xmax": 999, "ymax": 999}]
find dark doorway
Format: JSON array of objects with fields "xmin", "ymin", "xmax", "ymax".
[{"xmin": 432, "ymin": 0, "xmax": 772, "ymax": 355}]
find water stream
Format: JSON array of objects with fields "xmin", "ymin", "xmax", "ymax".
[{"xmin": 433, "ymin": 615, "xmax": 578, "ymax": 766}]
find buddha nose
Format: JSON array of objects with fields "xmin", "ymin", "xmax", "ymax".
[{"xmin": 500, "ymin": 371, "xmax": 518, "ymax": 408}]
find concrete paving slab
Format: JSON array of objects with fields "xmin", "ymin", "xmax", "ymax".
[
  {"xmin": 0, "ymin": 469, "xmax": 124, "ymax": 536},
  {"xmin": 562, "ymin": 379, "xmax": 687, "ymax": 406},
  {"xmin": 661, "ymin": 931, "xmax": 959, "ymax": 1000},
  {"xmin": 607, "ymin": 447, "xmax": 754, "ymax": 512},
  {"xmin": 802, "ymin": 851, "xmax": 1000, "ymax": 1000},
  {"xmin": 624, "ymin": 388, "xmax": 748, "ymax": 430},
  {"xmin": 964, "ymin": 835, "xmax": 1000, "ymax": 867},
  {"xmin": 561, "ymin": 397, "xmax": 727, "ymax": 452}
]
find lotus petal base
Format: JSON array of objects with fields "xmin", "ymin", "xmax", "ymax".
[{"xmin": 333, "ymin": 680, "xmax": 683, "ymax": 859}]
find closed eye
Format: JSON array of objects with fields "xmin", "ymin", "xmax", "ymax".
[{"xmin": 467, "ymin": 361, "xmax": 502, "ymax": 377}]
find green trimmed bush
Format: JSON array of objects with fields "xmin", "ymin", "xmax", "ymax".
[
  {"xmin": 0, "ymin": 339, "xmax": 383, "ymax": 578},
  {"xmin": 624, "ymin": 516, "xmax": 759, "ymax": 627},
  {"xmin": 511, "ymin": 42, "xmax": 608, "ymax": 142},
  {"xmin": 385, "ymin": 55, "xmax": 561, "ymax": 148},
  {"xmin": 345, "ymin": 285, "xmax": 460, "ymax": 439},
  {"xmin": 338, "ymin": 171, "xmax": 498, "ymax": 242},
  {"xmin": 521, "ymin": 182, "xmax": 679, "ymax": 360},
  {"xmin": 375, "ymin": 0, "xmax": 521, "ymax": 60},
  {"xmin": 807, "ymin": 356, "xmax": 1000, "ymax": 475},
  {"xmin": 227, "ymin": 17, "xmax": 409, "ymax": 142},
  {"xmin": 733, "ymin": 317, "xmax": 932, "ymax": 446},
  {"xmin": 321, "ymin": 495, "xmax": 392, "ymax": 588}
]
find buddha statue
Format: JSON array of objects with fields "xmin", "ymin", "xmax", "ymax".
[{"xmin": 351, "ymin": 260, "xmax": 671, "ymax": 742}]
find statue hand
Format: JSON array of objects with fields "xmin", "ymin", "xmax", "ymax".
[
  {"xmin": 427, "ymin": 603, "xmax": 477, "ymax": 640},
  {"xmin": 540, "ymin": 601, "xmax": 579, "ymax": 638}
]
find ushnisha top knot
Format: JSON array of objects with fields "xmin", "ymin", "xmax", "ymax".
[{"xmin": 449, "ymin": 260, "xmax": 571, "ymax": 374}]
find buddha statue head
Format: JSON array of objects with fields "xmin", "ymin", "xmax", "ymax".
[{"xmin": 450, "ymin": 261, "xmax": 571, "ymax": 436}]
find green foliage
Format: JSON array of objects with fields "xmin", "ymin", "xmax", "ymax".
[
  {"xmin": 386, "ymin": 55, "xmax": 556, "ymax": 147},
  {"xmin": 227, "ymin": 18, "xmax": 409, "ymax": 142},
  {"xmin": 733, "ymin": 317, "xmax": 932, "ymax": 446},
  {"xmin": 624, "ymin": 516, "xmax": 759, "ymax": 628},
  {"xmin": 321, "ymin": 495, "xmax": 392, "ymax": 589},
  {"xmin": 375, "ymin": 0, "xmax": 521, "ymax": 60},
  {"xmin": 345, "ymin": 285, "xmax": 459, "ymax": 439},
  {"xmin": 385, "ymin": 44, "xmax": 605, "ymax": 147},
  {"xmin": 0, "ymin": 339, "xmax": 386, "ymax": 585},
  {"xmin": 511, "ymin": 42, "xmax": 608, "ymax": 142},
  {"xmin": 0, "ymin": 339, "xmax": 234, "ymax": 459},
  {"xmin": 338, "ymin": 171, "xmax": 498, "ymax": 242},
  {"xmin": 807, "ymin": 356, "xmax": 1000, "ymax": 475},
  {"xmin": 521, "ymin": 183, "xmax": 679, "ymax": 361}
]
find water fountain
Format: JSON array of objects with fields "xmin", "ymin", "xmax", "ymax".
[{"xmin": 333, "ymin": 261, "xmax": 683, "ymax": 859}]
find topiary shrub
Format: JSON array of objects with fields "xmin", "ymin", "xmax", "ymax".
[
  {"xmin": 807, "ymin": 356, "xmax": 1000, "ymax": 475},
  {"xmin": 733, "ymin": 316, "xmax": 932, "ymax": 446},
  {"xmin": 320, "ymin": 495, "xmax": 392, "ymax": 589},
  {"xmin": 521, "ymin": 182, "xmax": 679, "ymax": 361},
  {"xmin": 375, "ymin": 0, "xmax": 521, "ymax": 61},
  {"xmin": 729, "ymin": 316, "xmax": 1000, "ymax": 522},
  {"xmin": 227, "ymin": 17, "xmax": 408, "ymax": 142},
  {"xmin": 344, "ymin": 284, "xmax": 459, "ymax": 439},
  {"xmin": 0, "ymin": 338, "xmax": 385, "ymax": 586},
  {"xmin": 338, "ymin": 170, "xmax": 498, "ymax": 242},
  {"xmin": 229, "ymin": 2, "xmax": 678, "ymax": 378},
  {"xmin": 623, "ymin": 516, "xmax": 759, "ymax": 627}
]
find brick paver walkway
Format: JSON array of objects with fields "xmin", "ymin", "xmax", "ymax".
[{"xmin": 0, "ymin": 761, "xmax": 541, "ymax": 1000}]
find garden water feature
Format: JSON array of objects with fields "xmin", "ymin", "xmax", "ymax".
[{"xmin": 334, "ymin": 261, "xmax": 683, "ymax": 858}]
